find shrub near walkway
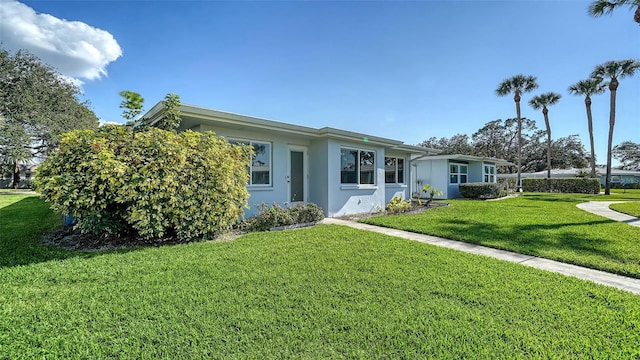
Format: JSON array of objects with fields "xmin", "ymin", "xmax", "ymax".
[
  {"xmin": 363, "ymin": 193, "xmax": 640, "ymax": 278},
  {"xmin": 2, "ymin": 196, "xmax": 640, "ymax": 357}
]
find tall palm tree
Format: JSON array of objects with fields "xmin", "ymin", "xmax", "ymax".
[
  {"xmin": 568, "ymin": 78, "xmax": 607, "ymax": 178},
  {"xmin": 589, "ymin": 0, "xmax": 640, "ymax": 25},
  {"xmin": 496, "ymin": 74, "xmax": 539, "ymax": 190},
  {"xmin": 591, "ymin": 59, "xmax": 640, "ymax": 195},
  {"xmin": 529, "ymin": 92, "xmax": 562, "ymax": 179}
]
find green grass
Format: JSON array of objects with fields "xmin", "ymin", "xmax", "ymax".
[
  {"xmin": 363, "ymin": 193, "xmax": 640, "ymax": 278},
  {"xmin": 2, "ymin": 195, "xmax": 640, "ymax": 357},
  {"xmin": 610, "ymin": 201, "xmax": 640, "ymax": 218}
]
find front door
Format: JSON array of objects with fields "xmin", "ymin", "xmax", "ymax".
[{"xmin": 288, "ymin": 147, "xmax": 307, "ymax": 203}]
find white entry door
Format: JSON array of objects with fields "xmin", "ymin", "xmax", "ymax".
[{"xmin": 288, "ymin": 146, "xmax": 308, "ymax": 203}]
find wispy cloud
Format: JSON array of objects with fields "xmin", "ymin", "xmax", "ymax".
[{"xmin": 0, "ymin": 0, "xmax": 122, "ymax": 83}]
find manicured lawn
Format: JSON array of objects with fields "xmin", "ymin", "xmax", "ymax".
[
  {"xmin": 2, "ymin": 195, "xmax": 640, "ymax": 357},
  {"xmin": 610, "ymin": 201, "xmax": 640, "ymax": 218},
  {"xmin": 363, "ymin": 193, "xmax": 640, "ymax": 278}
]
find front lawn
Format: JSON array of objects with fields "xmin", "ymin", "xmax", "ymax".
[
  {"xmin": 610, "ymin": 201, "xmax": 640, "ymax": 218},
  {"xmin": 363, "ymin": 193, "xmax": 640, "ymax": 278},
  {"xmin": 2, "ymin": 195, "xmax": 640, "ymax": 357}
]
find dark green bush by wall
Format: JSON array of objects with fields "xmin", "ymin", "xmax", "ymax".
[{"xmin": 459, "ymin": 182, "xmax": 506, "ymax": 199}]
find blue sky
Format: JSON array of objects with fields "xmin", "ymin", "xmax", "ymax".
[{"xmin": 3, "ymin": 0, "xmax": 639, "ymax": 165}]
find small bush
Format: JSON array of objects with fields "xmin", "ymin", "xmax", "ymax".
[
  {"xmin": 288, "ymin": 202, "xmax": 325, "ymax": 224},
  {"xmin": 245, "ymin": 202, "xmax": 324, "ymax": 232},
  {"xmin": 386, "ymin": 196, "xmax": 411, "ymax": 214},
  {"xmin": 459, "ymin": 182, "xmax": 505, "ymax": 199},
  {"xmin": 498, "ymin": 177, "xmax": 517, "ymax": 192},
  {"xmin": 522, "ymin": 178, "xmax": 600, "ymax": 194}
]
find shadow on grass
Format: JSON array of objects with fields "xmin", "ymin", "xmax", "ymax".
[
  {"xmin": 433, "ymin": 218, "xmax": 627, "ymax": 268},
  {"xmin": 1, "ymin": 197, "xmax": 107, "ymax": 268}
]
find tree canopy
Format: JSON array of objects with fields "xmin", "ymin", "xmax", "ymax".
[
  {"xmin": 613, "ymin": 141, "xmax": 640, "ymax": 170},
  {"xmin": 0, "ymin": 48, "xmax": 98, "ymax": 186},
  {"xmin": 418, "ymin": 118, "xmax": 588, "ymax": 174}
]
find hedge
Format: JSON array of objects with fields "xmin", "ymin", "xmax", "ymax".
[
  {"xmin": 459, "ymin": 182, "xmax": 506, "ymax": 199},
  {"xmin": 36, "ymin": 125, "xmax": 251, "ymax": 241},
  {"xmin": 522, "ymin": 178, "xmax": 600, "ymax": 194}
]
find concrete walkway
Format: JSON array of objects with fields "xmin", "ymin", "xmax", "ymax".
[
  {"xmin": 322, "ymin": 218, "xmax": 640, "ymax": 295},
  {"xmin": 577, "ymin": 201, "xmax": 640, "ymax": 227}
]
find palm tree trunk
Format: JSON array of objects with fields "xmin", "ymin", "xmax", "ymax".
[
  {"xmin": 544, "ymin": 109, "xmax": 551, "ymax": 179},
  {"xmin": 515, "ymin": 96, "xmax": 522, "ymax": 191},
  {"xmin": 585, "ymin": 97, "xmax": 597, "ymax": 178},
  {"xmin": 605, "ymin": 86, "xmax": 617, "ymax": 195}
]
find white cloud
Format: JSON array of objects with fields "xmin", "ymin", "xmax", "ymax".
[{"xmin": 0, "ymin": 0, "xmax": 122, "ymax": 82}]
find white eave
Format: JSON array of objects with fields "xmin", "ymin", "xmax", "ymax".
[
  {"xmin": 414, "ymin": 154, "xmax": 514, "ymax": 166},
  {"xmin": 142, "ymin": 102, "xmax": 441, "ymax": 156}
]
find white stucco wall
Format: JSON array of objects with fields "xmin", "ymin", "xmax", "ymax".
[
  {"xmin": 326, "ymin": 139, "xmax": 387, "ymax": 217},
  {"xmin": 308, "ymin": 139, "xmax": 329, "ymax": 215},
  {"xmin": 415, "ymin": 159, "xmax": 449, "ymax": 199}
]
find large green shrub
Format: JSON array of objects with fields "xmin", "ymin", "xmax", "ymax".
[
  {"xmin": 522, "ymin": 178, "xmax": 600, "ymax": 194},
  {"xmin": 459, "ymin": 182, "xmax": 506, "ymax": 199},
  {"xmin": 35, "ymin": 126, "xmax": 251, "ymax": 240}
]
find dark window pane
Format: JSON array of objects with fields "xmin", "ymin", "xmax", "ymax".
[
  {"xmin": 385, "ymin": 157, "xmax": 396, "ymax": 183},
  {"xmin": 397, "ymin": 159, "xmax": 404, "ymax": 183},
  {"xmin": 341, "ymin": 149, "xmax": 358, "ymax": 184},
  {"xmin": 360, "ymin": 151, "xmax": 375, "ymax": 184}
]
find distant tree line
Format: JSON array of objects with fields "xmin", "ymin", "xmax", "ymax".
[{"xmin": 417, "ymin": 118, "xmax": 589, "ymax": 174}]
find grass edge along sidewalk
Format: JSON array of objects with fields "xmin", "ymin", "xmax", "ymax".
[{"xmin": 362, "ymin": 193, "xmax": 640, "ymax": 279}]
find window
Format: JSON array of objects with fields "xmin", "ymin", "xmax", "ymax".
[
  {"xmin": 483, "ymin": 164, "xmax": 496, "ymax": 183},
  {"xmin": 229, "ymin": 139, "xmax": 271, "ymax": 185},
  {"xmin": 341, "ymin": 148, "xmax": 375, "ymax": 185},
  {"xmin": 385, "ymin": 157, "xmax": 405, "ymax": 184},
  {"xmin": 449, "ymin": 163, "xmax": 468, "ymax": 184}
]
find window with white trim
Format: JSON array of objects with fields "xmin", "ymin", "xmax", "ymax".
[
  {"xmin": 341, "ymin": 148, "xmax": 375, "ymax": 185},
  {"xmin": 483, "ymin": 164, "xmax": 496, "ymax": 183},
  {"xmin": 385, "ymin": 157, "xmax": 405, "ymax": 184},
  {"xmin": 449, "ymin": 163, "xmax": 468, "ymax": 184},
  {"xmin": 229, "ymin": 139, "xmax": 271, "ymax": 185}
]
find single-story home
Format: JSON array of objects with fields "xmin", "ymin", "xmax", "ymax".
[
  {"xmin": 143, "ymin": 103, "xmax": 441, "ymax": 217},
  {"xmin": 413, "ymin": 154, "xmax": 513, "ymax": 199},
  {"xmin": 497, "ymin": 168, "xmax": 640, "ymax": 187}
]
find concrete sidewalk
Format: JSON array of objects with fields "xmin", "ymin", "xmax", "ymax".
[
  {"xmin": 577, "ymin": 201, "xmax": 640, "ymax": 227},
  {"xmin": 322, "ymin": 218, "xmax": 640, "ymax": 295}
]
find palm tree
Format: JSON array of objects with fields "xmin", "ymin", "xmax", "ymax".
[
  {"xmin": 496, "ymin": 75, "xmax": 539, "ymax": 190},
  {"xmin": 529, "ymin": 92, "xmax": 562, "ymax": 179},
  {"xmin": 568, "ymin": 78, "xmax": 607, "ymax": 178},
  {"xmin": 591, "ymin": 59, "xmax": 640, "ymax": 195},
  {"xmin": 588, "ymin": 0, "xmax": 640, "ymax": 25}
]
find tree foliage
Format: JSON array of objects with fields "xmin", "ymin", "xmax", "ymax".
[
  {"xmin": 588, "ymin": 0, "xmax": 640, "ymax": 25},
  {"xmin": 0, "ymin": 48, "xmax": 98, "ymax": 187},
  {"xmin": 613, "ymin": 141, "xmax": 640, "ymax": 170},
  {"xmin": 418, "ymin": 118, "xmax": 588, "ymax": 174},
  {"xmin": 35, "ymin": 126, "xmax": 251, "ymax": 241}
]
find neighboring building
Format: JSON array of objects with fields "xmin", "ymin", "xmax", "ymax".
[
  {"xmin": 143, "ymin": 103, "xmax": 440, "ymax": 217},
  {"xmin": 413, "ymin": 154, "xmax": 513, "ymax": 199},
  {"xmin": 497, "ymin": 168, "xmax": 640, "ymax": 187}
]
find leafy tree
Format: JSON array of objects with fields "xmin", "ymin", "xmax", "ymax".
[
  {"xmin": 0, "ymin": 48, "xmax": 98, "ymax": 188},
  {"xmin": 591, "ymin": 59, "xmax": 640, "ymax": 194},
  {"xmin": 119, "ymin": 90, "xmax": 145, "ymax": 124},
  {"xmin": 613, "ymin": 141, "xmax": 640, "ymax": 170},
  {"xmin": 568, "ymin": 78, "xmax": 607, "ymax": 178},
  {"xmin": 529, "ymin": 92, "xmax": 562, "ymax": 179},
  {"xmin": 550, "ymin": 135, "xmax": 589, "ymax": 170},
  {"xmin": 496, "ymin": 74, "xmax": 539, "ymax": 189},
  {"xmin": 589, "ymin": 0, "xmax": 640, "ymax": 25},
  {"xmin": 120, "ymin": 91, "xmax": 182, "ymax": 132},
  {"xmin": 417, "ymin": 134, "xmax": 473, "ymax": 155},
  {"xmin": 151, "ymin": 93, "xmax": 182, "ymax": 131}
]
